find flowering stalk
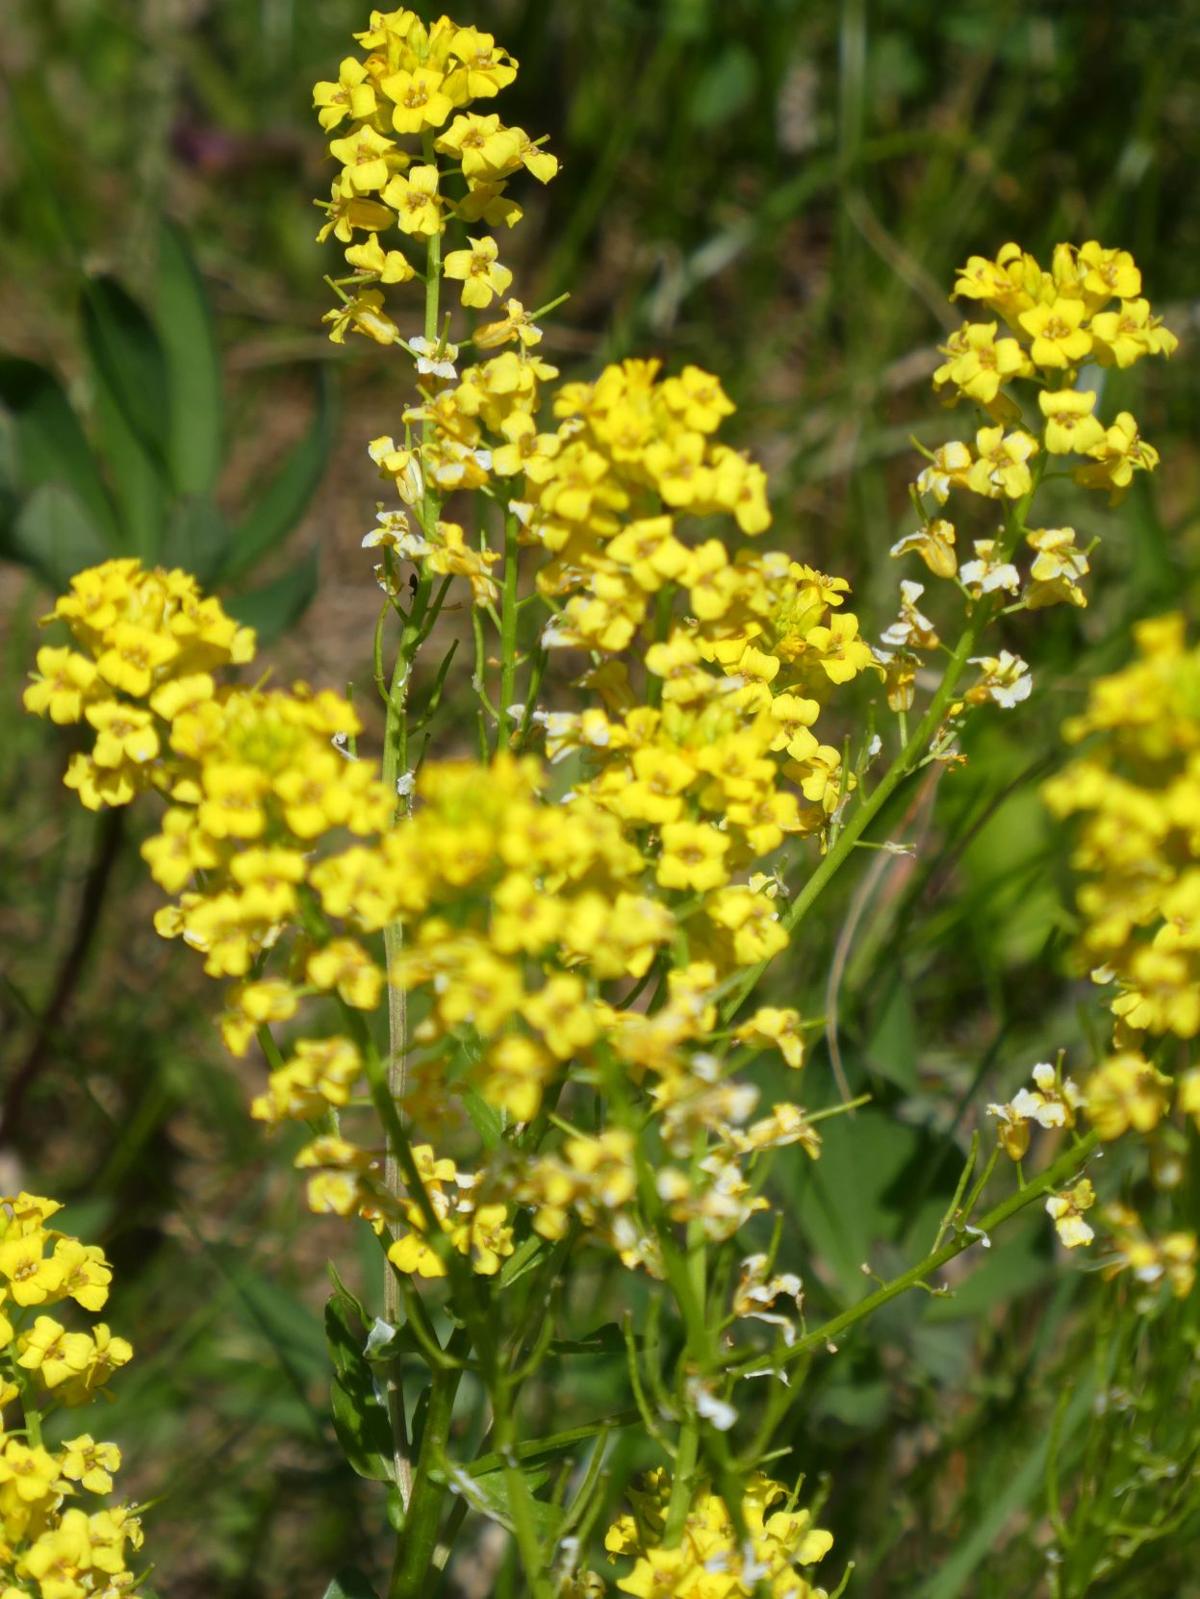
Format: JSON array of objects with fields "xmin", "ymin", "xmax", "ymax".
[{"xmin": 21, "ymin": 14, "xmax": 1193, "ymax": 1595}]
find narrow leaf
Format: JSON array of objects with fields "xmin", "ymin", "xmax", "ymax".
[
  {"xmin": 219, "ymin": 368, "xmax": 335, "ymax": 581},
  {"xmin": 162, "ymin": 494, "xmax": 231, "ymax": 584},
  {"xmin": 0, "ymin": 358, "xmax": 118, "ymax": 543},
  {"xmin": 322, "ymin": 1568, "xmax": 379, "ymax": 1599},
  {"xmin": 8, "ymin": 482, "xmax": 111, "ymax": 589},
  {"xmin": 82, "ymin": 276, "xmax": 171, "ymax": 466},
  {"xmin": 155, "ymin": 220, "xmax": 224, "ymax": 496},
  {"xmin": 225, "ymin": 548, "xmax": 319, "ymax": 643}
]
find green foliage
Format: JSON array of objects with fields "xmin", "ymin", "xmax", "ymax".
[
  {"xmin": 0, "ymin": 222, "xmax": 332, "ymax": 637},
  {"xmin": 5, "ymin": 2, "xmax": 1200, "ymax": 1596}
]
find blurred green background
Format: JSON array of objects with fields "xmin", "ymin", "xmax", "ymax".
[{"xmin": 3, "ymin": 1, "xmax": 1200, "ymax": 1594}]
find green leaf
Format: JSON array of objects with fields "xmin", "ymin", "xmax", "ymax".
[
  {"xmin": 82, "ymin": 276, "xmax": 171, "ymax": 468},
  {"xmin": 0, "ymin": 357, "xmax": 117, "ymax": 543},
  {"xmin": 446, "ymin": 1463, "xmax": 560, "ymax": 1541},
  {"xmin": 219, "ymin": 368, "xmax": 335, "ymax": 582},
  {"xmin": 461, "ymin": 1083, "xmax": 504, "ymax": 1150},
  {"xmin": 162, "ymin": 494, "xmax": 231, "ymax": 584},
  {"xmin": 864, "ymin": 980, "xmax": 918, "ymax": 1092},
  {"xmin": 786, "ymin": 1108, "xmax": 922, "ymax": 1300},
  {"xmin": 325, "ymin": 1292, "xmax": 395, "ymax": 1483},
  {"xmin": 689, "ymin": 42, "xmax": 758, "ymax": 128},
  {"xmin": 225, "ymin": 548, "xmax": 318, "ymax": 644},
  {"xmin": 84, "ymin": 281, "xmax": 172, "ymax": 562},
  {"xmin": 155, "ymin": 220, "xmax": 224, "ymax": 497},
  {"xmin": 7, "ymin": 482, "xmax": 111, "ymax": 589},
  {"xmin": 322, "ymin": 1568, "xmax": 379, "ymax": 1599}
]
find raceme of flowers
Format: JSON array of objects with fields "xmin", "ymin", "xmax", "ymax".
[
  {"xmin": 0, "ymin": 1193, "xmax": 142, "ymax": 1599},
  {"xmin": 314, "ymin": 8, "xmax": 556, "ymax": 347},
  {"xmin": 21, "ymin": 5, "xmax": 1193, "ymax": 1588},
  {"xmin": 23, "ymin": 556, "xmax": 827, "ymax": 1290},
  {"xmin": 885, "ymin": 238, "xmax": 1176, "ymax": 721}
]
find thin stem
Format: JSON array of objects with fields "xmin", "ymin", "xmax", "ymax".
[
  {"xmin": 498, "ymin": 507, "xmax": 521, "ymax": 748},
  {"xmin": 379, "ymin": 169, "xmax": 445, "ymax": 1511},
  {"xmin": 736, "ymin": 1128, "xmax": 1101, "ymax": 1376},
  {"xmin": 718, "ymin": 470, "xmax": 1043, "ymax": 1026},
  {"xmin": 388, "ymin": 1329, "xmax": 471, "ymax": 1599}
]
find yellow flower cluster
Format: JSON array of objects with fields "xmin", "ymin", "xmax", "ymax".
[
  {"xmin": 0, "ymin": 1194, "xmax": 141, "ymax": 1599},
  {"xmin": 603, "ymin": 1469, "xmax": 834, "ymax": 1598},
  {"xmin": 1045, "ymin": 614, "xmax": 1200, "ymax": 1041},
  {"xmin": 23, "ymin": 559, "xmax": 254, "ymax": 811},
  {"xmin": 313, "ymin": 7, "xmax": 556, "ymax": 342},
  {"xmin": 886, "ymin": 242, "xmax": 1177, "ymax": 713},
  {"xmin": 26, "ymin": 558, "xmax": 827, "ymax": 1281}
]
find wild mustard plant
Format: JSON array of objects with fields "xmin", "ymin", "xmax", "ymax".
[
  {"xmin": 0, "ymin": 1194, "xmax": 142, "ymax": 1598},
  {"xmin": 20, "ymin": 7, "xmax": 1193, "ymax": 1594}
]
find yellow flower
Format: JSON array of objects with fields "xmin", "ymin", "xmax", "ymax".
[
  {"xmin": 59, "ymin": 1436, "xmax": 121, "ymax": 1496},
  {"xmin": 52, "ymin": 1239, "xmax": 112, "ymax": 1313},
  {"xmin": 0, "ymin": 1233, "xmax": 63, "ymax": 1306},
  {"xmin": 1046, "ymin": 1179, "xmax": 1096, "ymax": 1249},
  {"xmin": 344, "ymin": 235, "xmax": 414, "ymax": 284},
  {"xmin": 379, "ymin": 65, "xmax": 454, "ymax": 133},
  {"xmin": 0, "ymin": 1438, "xmax": 65, "ymax": 1503},
  {"xmin": 381, "ymin": 163, "xmax": 443, "ymax": 235},
  {"xmin": 444, "ymin": 26, "xmax": 519, "ymax": 102},
  {"xmin": 306, "ymin": 939, "xmax": 384, "ymax": 1010},
  {"xmin": 312, "ymin": 56, "xmax": 377, "ymax": 132},
  {"xmin": 965, "ymin": 425, "xmax": 1038, "ymax": 499},
  {"xmin": 442, "ymin": 235, "xmax": 513, "ymax": 308},
  {"xmin": 1018, "ymin": 296, "xmax": 1093, "ymax": 369},
  {"xmin": 322, "ymin": 288, "xmax": 401, "ymax": 346},
  {"xmin": 1038, "ymin": 387, "xmax": 1106, "ymax": 455},
  {"xmin": 891, "ymin": 518, "xmax": 957, "ymax": 578},
  {"xmin": 656, "ymin": 820, "xmax": 731, "ymax": 892},
  {"xmin": 16, "ymin": 1315, "xmax": 94, "ymax": 1388},
  {"xmin": 23, "ymin": 646, "xmax": 98, "ymax": 724},
  {"xmin": 435, "ymin": 112, "xmax": 521, "ymax": 178},
  {"xmin": 735, "ymin": 1006, "xmax": 805, "ymax": 1068},
  {"xmin": 328, "ymin": 124, "xmax": 396, "ymax": 194},
  {"xmin": 934, "ymin": 320, "xmax": 1027, "ymax": 403},
  {"xmin": 1085, "ymin": 1053, "xmax": 1171, "ymax": 1140}
]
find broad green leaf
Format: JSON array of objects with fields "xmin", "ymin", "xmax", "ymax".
[
  {"xmin": 785, "ymin": 1108, "xmax": 922, "ymax": 1300},
  {"xmin": 82, "ymin": 276, "xmax": 171, "ymax": 467},
  {"xmin": 324, "ymin": 1289, "xmax": 366, "ymax": 1381},
  {"xmin": 8, "ymin": 482, "xmax": 110, "ymax": 589},
  {"xmin": 325, "ymin": 1291, "xmax": 395, "ymax": 1483},
  {"xmin": 863, "ymin": 979, "xmax": 918, "ymax": 1092},
  {"xmin": 0, "ymin": 357, "xmax": 117, "ymax": 543},
  {"xmin": 219, "ymin": 369, "xmax": 335, "ymax": 581},
  {"xmin": 162, "ymin": 494, "xmax": 231, "ymax": 583},
  {"xmin": 331, "ymin": 1372, "xmax": 394, "ymax": 1483},
  {"xmin": 88, "ymin": 297, "xmax": 172, "ymax": 566},
  {"xmin": 225, "ymin": 548, "xmax": 319, "ymax": 643},
  {"xmin": 322, "ymin": 1569, "xmax": 379, "ymax": 1599},
  {"xmin": 155, "ymin": 220, "xmax": 224, "ymax": 496}
]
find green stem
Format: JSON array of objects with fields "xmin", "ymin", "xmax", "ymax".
[
  {"xmin": 492, "ymin": 1377, "xmax": 554, "ymax": 1599},
  {"xmin": 388, "ymin": 1330, "xmax": 470, "ymax": 1599},
  {"xmin": 737, "ymin": 1128, "xmax": 1101, "ymax": 1376},
  {"xmin": 718, "ymin": 469, "xmax": 1043, "ymax": 1026},
  {"xmin": 663, "ymin": 1416, "xmax": 699, "ymax": 1545},
  {"xmin": 380, "ymin": 175, "xmax": 445, "ymax": 1510},
  {"xmin": 498, "ymin": 508, "xmax": 521, "ymax": 749}
]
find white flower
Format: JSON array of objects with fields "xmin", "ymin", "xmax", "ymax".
[
  {"xmin": 687, "ymin": 1376, "xmax": 737, "ymax": 1432},
  {"xmin": 408, "ymin": 334, "xmax": 459, "ymax": 380},
  {"xmin": 968, "ymin": 649, "xmax": 1032, "ymax": 709}
]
